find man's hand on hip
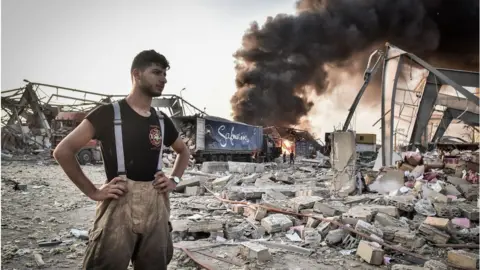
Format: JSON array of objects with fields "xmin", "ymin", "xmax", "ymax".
[
  {"xmin": 152, "ymin": 171, "xmax": 176, "ymax": 193},
  {"xmin": 89, "ymin": 177, "xmax": 128, "ymax": 201}
]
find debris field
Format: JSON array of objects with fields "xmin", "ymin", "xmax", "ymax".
[{"xmin": 1, "ymin": 147, "xmax": 479, "ymax": 270}]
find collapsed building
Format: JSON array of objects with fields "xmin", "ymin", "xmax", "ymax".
[
  {"xmin": 1, "ymin": 44, "xmax": 479, "ymax": 270},
  {"xmin": 1, "ymin": 80, "xmax": 206, "ymax": 164}
]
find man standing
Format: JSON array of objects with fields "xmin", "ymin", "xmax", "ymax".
[
  {"xmin": 289, "ymin": 152, "xmax": 295, "ymax": 165},
  {"xmin": 54, "ymin": 50, "xmax": 190, "ymax": 270}
]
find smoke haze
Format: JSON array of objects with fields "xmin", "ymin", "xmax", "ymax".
[{"xmin": 230, "ymin": 0, "xmax": 479, "ymax": 129}]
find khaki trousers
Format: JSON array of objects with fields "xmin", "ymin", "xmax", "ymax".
[{"xmin": 82, "ymin": 179, "xmax": 173, "ymax": 270}]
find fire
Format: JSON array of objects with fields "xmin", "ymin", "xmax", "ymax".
[{"xmin": 281, "ymin": 139, "xmax": 294, "ymax": 155}]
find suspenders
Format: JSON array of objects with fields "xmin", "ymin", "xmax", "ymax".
[{"xmin": 112, "ymin": 101, "xmax": 165, "ymax": 177}]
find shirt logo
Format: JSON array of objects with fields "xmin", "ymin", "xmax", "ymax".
[{"xmin": 149, "ymin": 126, "xmax": 163, "ymax": 148}]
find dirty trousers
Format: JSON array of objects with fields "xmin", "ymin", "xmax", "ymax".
[{"xmin": 82, "ymin": 179, "xmax": 173, "ymax": 270}]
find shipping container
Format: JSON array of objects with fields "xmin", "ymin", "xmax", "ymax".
[
  {"xmin": 201, "ymin": 117, "xmax": 263, "ymax": 152},
  {"xmin": 172, "ymin": 115, "xmax": 264, "ymax": 162}
]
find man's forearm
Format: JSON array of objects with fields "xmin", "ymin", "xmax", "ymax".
[
  {"xmin": 170, "ymin": 148, "xmax": 190, "ymax": 178},
  {"xmin": 54, "ymin": 149, "xmax": 97, "ymax": 198}
]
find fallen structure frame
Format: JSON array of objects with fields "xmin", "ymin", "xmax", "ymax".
[
  {"xmin": 1, "ymin": 80, "xmax": 207, "ymax": 151},
  {"xmin": 341, "ymin": 43, "xmax": 479, "ymax": 168},
  {"xmin": 380, "ymin": 44, "xmax": 479, "ymax": 166}
]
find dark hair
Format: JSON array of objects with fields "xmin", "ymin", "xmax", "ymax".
[{"xmin": 130, "ymin": 50, "xmax": 170, "ymax": 73}]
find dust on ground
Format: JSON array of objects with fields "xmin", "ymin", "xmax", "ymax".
[{"xmin": 1, "ymin": 161, "xmax": 376, "ymax": 270}]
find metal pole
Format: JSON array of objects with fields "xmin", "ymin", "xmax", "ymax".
[{"xmin": 380, "ymin": 45, "xmax": 389, "ymax": 166}]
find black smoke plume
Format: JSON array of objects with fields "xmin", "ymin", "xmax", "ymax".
[{"xmin": 231, "ymin": 0, "xmax": 479, "ymax": 128}]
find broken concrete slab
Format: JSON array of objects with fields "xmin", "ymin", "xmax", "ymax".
[
  {"xmin": 252, "ymin": 207, "xmax": 268, "ymax": 221},
  {"xmin": 313, "ymin": 201, "xmax": 347, "ymax": 217},
  {"xmin": 381, "ymin": 226, "xmax": 408, "ymax": 242},
  {"xmin": 342, "ymin": 206, "xmax": 374, "ymax": 224},
  {"xmin": 240, "ymin": 242, "xmax": 272, "ymax": 262},
  {"xmin": 303, "ymin": 228, "xmax": 322, "ymax": 245},
  {"xmin": 185, "ymin": 186, "xmax": 205, "ymax": 196},
  {"xmin": 385, "ymin": 195, "xmax": 415, "ymax": 212},
  {"xmin": 330, "ymin": 131, "xmax": 356, "ymax": 197},
  {"xmin": 201, "ymin": 161, "xmax": 229, "ymax": 174},
  {"xmin": 212, "ymin": 174, "xmax": 233, "ymax": 186},
  {"xmin": 355, "ymin": 220, "xmax": 383, "ymax": 238},
  {"xmin": 172, "ymin": 219, "xmax": 224, "ymax": 234},
  {"xmin": 458, "ymin": 202, "xmax": 479, "ymax": 221},
  {"xmin": 228, "ymin": 161, "xmax": 265, "ymax": 174},
  {"xmin": 423, "ymin": 260, "xmax": 448, "ymax": 270},
  {"xmin": 296, "ymin": 189, "xmax": 329, "ymax": 197},
  {"xmin": 417, "ymin": 223, "xmax": 450, "ymax": 244},
  {"xmin": 288, "ymin": 196, "xmax": 323, "ymax": 212},
  {"xmin": 363, "ymin": 204, "xmax": 399, "ymax": 217},
  {"xmin": 356, "ymin": 240, "xmax": 384, "ymax": 265},
  {"xmin": 226, "ymin": 185, "xmax": 316, "ymax": 200},
  {"xmin": 175, "ymin": 176, "xmax": 207, "ymax": 192},
  {"xmin": 305, "ymin": 216, "xmax": 321, "ymax": 228},
  {"xmin": 447, "ymin": 250, "xmax": 479, "ymax": 270},
  {"xmin": 261, "ymin": 214, "xmax": 293, "ymax": 233},
  {"xmin": 458, "ymin": 184, "xmax": 479, "ymax": 200},
  {"xmin": 374, "ymin": 213, "xmax": 406, "ymax": 228},
  {"xmin": 433, "ymin": 202, "xmax": 462, "ymax": 218},
  {"xmin": 447, "ymin": 176, "xmax": 471, "ymax": 186},
  {"xmin": 240, "ymin": 173, "xmax": 259, "ymax": 184},
  {"xmin": 325, "ymin": 228, "xmax": 347, "ymax": 245},
  {"xmin": 423, "ymin": 217, "xmax": 451, "ymax": 230},
  {"xmin": 369, "ymin": 170, "xmax": 404, "ymax": 194},
  {"xmin": 343, "ymin": 204, "xmax": 398, "ymax": 226},
  {"xmin": 393, "ymin": 231, "xmax": 417, "ymax": 248},
  {"xmin": 444, "ymin": 183, "xmax": 462, "ymax": 196},
  {"xmin": 264, "ymin": 190, "xmax": 288, "ymax": 201},
  {"xmin": 273, "ymin": 172, "xmax": 294, "ymax": 184},
  {"xmin": 423, "ymin": 185, "xmax": 449, "ymax": 203}
]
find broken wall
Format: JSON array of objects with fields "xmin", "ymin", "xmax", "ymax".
[{"xmin": 330, "ymin": 131, "xmax": 356, "ymax": 196}]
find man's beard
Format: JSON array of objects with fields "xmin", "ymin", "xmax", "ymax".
[{"xmin": 139, "ymin": 79, "xmax": 162, "ymax": 97}]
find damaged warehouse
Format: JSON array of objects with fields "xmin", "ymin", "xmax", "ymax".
[
  {"xmin": 2, "ymin": 0, "xmax": 480, "ymax": 266},
  {"xmin": 2, "ymin": 43, "xmax": 479, "ymax": 269}
]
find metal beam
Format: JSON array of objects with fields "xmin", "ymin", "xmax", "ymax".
[
  {"xmin": 409, "ymin": 84, "xmax": 437, "ymax": 147},
  {"xmin": 407, "ymin": 54, "xmax": 479, "ymax": 104},
  {"xmin": 435, "ymin": 93, "xmax": 479, "ymax": 114},
  {"xmin": 431, "ymin": 108, "xmax": 479, "ymax": 142},
  {"xmin": 436, "ymin": 68, "xmax": 479, "ymax": 88}
]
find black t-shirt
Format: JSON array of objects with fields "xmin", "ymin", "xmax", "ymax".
[{"xmin": 86, "ymin": 99, "xmax": 179, "ymax": 182}]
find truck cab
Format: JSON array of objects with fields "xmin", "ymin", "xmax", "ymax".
[{"xmin": 50, "ymin": 111, "xmax": 102, "ymax": 165}]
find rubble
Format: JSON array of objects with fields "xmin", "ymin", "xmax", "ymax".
[
  {"xmin": 356, "ymin": 240, "xmax": 384, "ymax": 265},
  {"xmin": 239, "ymin": 242, "xmax": 272, "ymax": 262},
  {"xmin": 2, "ymin": 145, "xmax": 479, "ymax": 269},
  {"xmin": 447, "ymin": 250, "xmax": 479, "ymax": 270}
]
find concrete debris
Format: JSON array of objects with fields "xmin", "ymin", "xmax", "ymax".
[
  {"xmin": 447, "ymin": 250, "xmax": 479, "ymax": 270},
  {"xmin": 239, "ymin": 242, "xmax": 272, "ymax": 262},
  {"xmin": 423, "ymin": 260, "xmax": 448, "ymax": 270},
  {"xmin": 261, "ymin": 214, "xmax": 293, "ymax": 233},
  {"xmin": 356, "ymin": 240, "xmax": 384, "ymax": 265},
  {"xmin": 2, "ymin": 146, "xmax": 479, "ymax": 269},
  {"xmin": 390, "ymin": 265, "xmax": 423, "ymax": 270}
]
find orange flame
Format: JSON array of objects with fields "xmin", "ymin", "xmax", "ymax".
[{"xmin": 281, "ymin": 139, "xmax": 294, "ymax": 155}]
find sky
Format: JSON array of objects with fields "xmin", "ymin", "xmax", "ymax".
[{"xmin": 1, "ymin": 0, "xmax": 296, "ymax": 120}]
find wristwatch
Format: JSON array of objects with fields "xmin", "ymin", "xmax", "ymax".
[{"xmin": 170, "ymin": 176, "xmax": 181, "ymax": 185}]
